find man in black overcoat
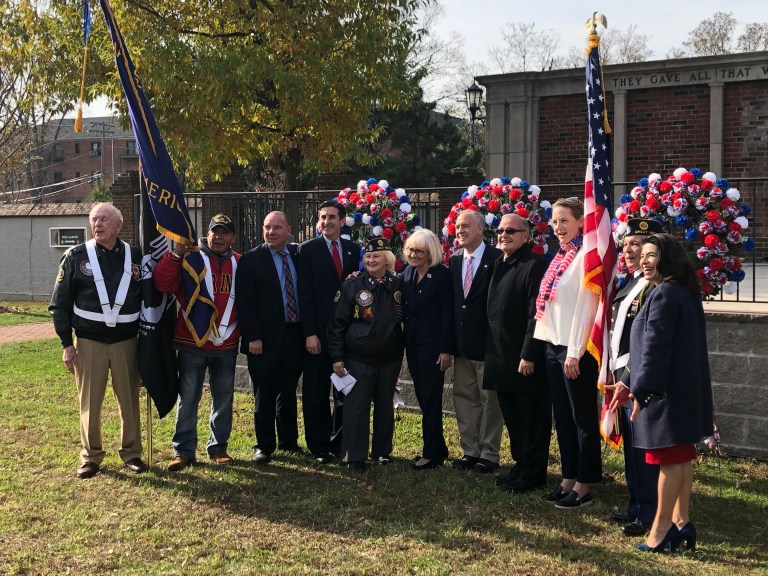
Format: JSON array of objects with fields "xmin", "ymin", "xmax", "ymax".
[
  {"xmin": 449, "ymin": 210, "xmax": 504, "ymax": 472},
  {"xmin": 297, "ymin": 201, "xmax": 359, "ymax": 463},
  {"xmin": 236, "ymin": 211, "xmax": 304, "ymax": 464},
  {"xmin": 483, "ymin": 214, "xmax": 550, "ymax": 492}
]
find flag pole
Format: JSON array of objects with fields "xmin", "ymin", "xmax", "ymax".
[
  {"xmin": 146, "ymin": 393, "xmax": 153, "ymax": 467},
  {"xmin": 140, "ymin": 163, "xmax": 154, "ymax": 469}
]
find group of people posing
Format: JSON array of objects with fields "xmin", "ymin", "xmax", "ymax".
[{"xmin": 50, "ymin": 197, "xmax": 712, "ymax": 554}]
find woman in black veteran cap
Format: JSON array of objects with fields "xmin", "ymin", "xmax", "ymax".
[{"xmin": 327, "ymin": 238, "xmax": 405, "ymax": 472}]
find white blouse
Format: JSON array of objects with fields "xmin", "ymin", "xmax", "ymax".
[{"xmin": 533, "ymin": 248, "xmax": 599, "ymax": 359}]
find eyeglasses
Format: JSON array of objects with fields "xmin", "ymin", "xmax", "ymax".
[
  {"xmin": 406, "ymin": 248, "xmax": 425, "ymax": 255},
  {"xmin": 496, "ymin": 228, "xmax": 525, "ymax": 235}
]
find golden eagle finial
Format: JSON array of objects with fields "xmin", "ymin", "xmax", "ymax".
[{"xmin": 583, "ymin": 12, "xmax": 608, "ymax": 36}]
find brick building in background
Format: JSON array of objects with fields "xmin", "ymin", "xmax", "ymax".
[
  {"xmin": 26, "ymin": 116, "xmax": 139, "ymax": 203},
  {"xmin": 479, "ymin": 51, "xmax": 768, "ymax": 257}
]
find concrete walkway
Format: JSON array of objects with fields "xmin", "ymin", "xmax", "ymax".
[{"xmin": 0, "ymin": 322, "xmax": 57, "ymax": 344}]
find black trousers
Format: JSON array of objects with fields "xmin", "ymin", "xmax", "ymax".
[
  {"xmin": 620, "ymin": 403, "xmax": 660, "ymax": 525},
  {"xmin": 301, "ymin": 349, "xmax": 334, "ymax": 457},
  {"xmin": 406, "ymin": 344, "xmax": 448, "ymax": 460},
  {"xmin": 545, "ymin": 343, "xmax": 602, "ymax": 484},
  {"xmin": 246, "ymin": 324, "xmax": 303, "ymax": 453},
  {"xmin": 496, "ymin": 386, "xmax": 552, "ymax": 487},
  {"xmin": 342, "ymin": 355, "xmax": 403, "ymax": 462}
]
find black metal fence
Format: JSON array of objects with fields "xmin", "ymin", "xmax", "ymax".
[{"xmin": 135, "ymin": 177, "xmax": 768, "ymax": 303}]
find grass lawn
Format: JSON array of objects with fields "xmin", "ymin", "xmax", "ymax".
[
  {"xmin": 1, "ymin": 339, "xmax": 766, "ymax": 575},
  {"xmin": 0, "ymin": 300, "xmax": 50, "ymax": 327}
]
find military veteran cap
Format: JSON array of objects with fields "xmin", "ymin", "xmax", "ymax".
[
  {"xmin": 626, "ymin": 217, "xmax": 663, "ymax": 237},
  {"xmin": 208, "ymin": 213, "xmax": 235, "ymax": 234},
  {"xmin": 365, "ymin": 237, "xmax": 390, "ymax": 252}
]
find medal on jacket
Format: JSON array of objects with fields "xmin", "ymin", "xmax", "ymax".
[{"xmin": 355, "ymin": 290, "xmax": 373, "ymax": 307}]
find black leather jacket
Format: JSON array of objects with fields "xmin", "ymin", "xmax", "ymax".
[{"xmin": 49, "ymin": 239, "xmax": 142, "ymax": 347}]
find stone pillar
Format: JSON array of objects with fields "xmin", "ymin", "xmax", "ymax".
[
  {"xmin": 612, "ymin": 90, "xmax": 628, "ymax": 198},
  {"xmin": 485, "ymin": 100, "xmax": 507, "ymax": 178},
  {"xmin": 709, "ymin": 82, "xmax": 725, "ymax": 175}
]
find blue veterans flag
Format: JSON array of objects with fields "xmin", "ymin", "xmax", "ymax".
[
  {"xmin": 99, "ymin": 0, "xmax": 194, "ymax": 245},
  {"xmin": 138, "ymin": 182, "xmax": 179, "ymax": 418},
  {"xmin": 98, "ymin": 0, "xmax": 218, "ymax": 348}
]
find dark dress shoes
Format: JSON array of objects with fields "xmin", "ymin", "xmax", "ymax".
[
  {"xmin": 554, "ymin": 490, "xmax": 594, "ymax": 509},
  {"xmin": 542, "ymin": 485, "xmax": 569, "ymax": 503},
  {"xmin": 497, "ymin": 478, "xmax": 545, "ymax": 494},
  {"xmin": 610, "ymin": 511, "xmax": 635, "ymax": 524},
  {"xmin": 622, "ymin": 521, "xmax": 649, "ymax": 537},
  {"xmin": 124, "ymin": 458, "xmax": 148, "ymax": 474},
  {"xmin": 410, "ymin": 458, "xmax": 443, "ymax": 471},
  {"xmin": 253, "ymin": 448, "xmax": 272, "ymax": 465},
  {"xmin": 347, "ymin": 461, "xmax": 366, "ymax": 473},
  {"xmin": 314, "ymin": 452, "xmax": 333, "ymax": 464},
  {"xmin": 279, "ymin": 444, "xmax": 304, "ymax": 455},
  {"xmin": 75, "ymin": 461, "xmax": 100, "ymax": 479},
  {"xmin": 474, "ymin": 458, "xmax": 500, "ymax": 473},
  {"xmin": 451, "ymin": 455, "xmax": 479, "ymax": 471},
  {"xmin": 494, "ymin": 466, "xmax": 521, "ymax": 486}
]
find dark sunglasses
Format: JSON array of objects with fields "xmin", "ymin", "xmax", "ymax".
[{"xmin": 496, "ymin": 228, "xmax": 525, "ymax": 235}]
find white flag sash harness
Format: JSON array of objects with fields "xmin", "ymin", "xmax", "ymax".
[
  {"xmin": 182, "ymin": 252, "xmax": 237, "ymax": 346},
  {"xmin": 608, "ymin": 274, "xmax": 648, "ymax": 372},
  {"xmin": 73, "ymin": 239, "xmax": 139, "ymax": 327}
]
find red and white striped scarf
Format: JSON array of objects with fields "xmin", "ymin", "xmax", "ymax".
[{"xmin": 535, "ymin": 234, "xmax": 583, "ymax": 320}]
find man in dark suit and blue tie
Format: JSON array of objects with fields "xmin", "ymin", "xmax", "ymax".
[
  {"xmin": 449, "ymin": 210, "xmax": 504, "ymax": 472},
  {"xmin": 298, "ymin": 201, "xmax": 359, "ymax": 463},
  {"xmin": 236, "ymin": 211, "xmax": 304, "ymax": 465}
]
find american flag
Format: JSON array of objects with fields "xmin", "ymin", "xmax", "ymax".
[{"xmin": 583, "ymin": 42, "xmax": 617, "ymax": 383}]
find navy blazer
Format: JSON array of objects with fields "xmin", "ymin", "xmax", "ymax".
[
  {"xmin": 297, "ymin": 235, "xmax": 359, "ymax": 344},
  {"xmin": 449, "ymin": 241, "xmax": 502, "ymax": 360},
  {"xmin": 235, "ymin": 243, "xmax": 301, "ymax": 360},
  {"xmin": 629, "ymin": 282, "xmax": 713, "ymax": 449},
  {"xmin": 401, "ymin": 264, "xmax": 454, "ymax": 354}
]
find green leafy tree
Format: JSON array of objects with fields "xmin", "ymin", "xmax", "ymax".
[
  {"xmin": 360, "ymin": 87, "xmax": 480, "ymax": 187},
  {"xmin": 5, "ymin": 0, "xmax": 429, "ymax": 190},
  {"xmin": 87, "ymin": 177, "xmax": 112, "ymax": 202},
  {"xmin": 1, "ymin": 2, "xmax": 86, "ymax": 197}
]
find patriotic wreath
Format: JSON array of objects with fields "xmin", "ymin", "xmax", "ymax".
[
  {"xmin": 613, "ymin": 167, "xmax": 753, "ymax": 299},
  {"xmin": 440, "ymin": 177, "xmax": 554, "ymax": 264},
  {"xmin": 333, "ymin": 178, "xmax": 422, "ymax": 271}
]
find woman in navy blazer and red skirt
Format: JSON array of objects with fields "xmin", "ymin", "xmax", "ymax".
[{"xmin": 628, "ymin": 233, "xmax": 713, "ymax": 553}]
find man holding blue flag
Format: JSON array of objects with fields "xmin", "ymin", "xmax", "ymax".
[{"xmin": 154, "ymin": 214, "xmax": 241, "ymax": 471}]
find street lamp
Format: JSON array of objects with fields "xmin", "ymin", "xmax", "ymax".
[{"xmin": 465, "ymin": 81, "xmax": 484, "ymax": 147}]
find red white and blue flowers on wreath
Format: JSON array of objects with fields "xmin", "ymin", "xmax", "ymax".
[
  {"xmin": 332, "ymin": 178, "xmax": 421, "ymax": 271},
  {"xmin": 440, "ymin": 177, "xmax": 553, "ymax": 264},
  {"xmin": 613, "ymin": 167, "xmax": 753, "ymax": 299}
]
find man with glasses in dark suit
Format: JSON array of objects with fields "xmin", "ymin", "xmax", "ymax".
[{"xmin": 484, "ymin": 214, "xmax": 550, "ymax": 493}]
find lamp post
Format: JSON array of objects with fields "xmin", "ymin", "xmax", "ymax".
[{"xmin": 465, "ymin": 81, "xmax": 484, "ymax": 148}]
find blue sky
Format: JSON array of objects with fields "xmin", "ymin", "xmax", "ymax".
[{"xmin": 438, "ymin": 0, "xmax": 768, "ymax": 72}]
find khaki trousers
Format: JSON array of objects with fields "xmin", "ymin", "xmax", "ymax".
[
  {"xmin": 74, "ymin": 337, "xmax": 142, "ymax": 464},
  {"xmin": 452, "ymin": 356, "xmax": 503, "ymax": 462}
]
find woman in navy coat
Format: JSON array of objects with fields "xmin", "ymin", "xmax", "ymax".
[
  {"xmin": 629, "ymin": 233, "xmax": 713, "ymax": 553},
  {"xmin": 401, "ymin": 229, "xmax": 454, "ymax": 470}
]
